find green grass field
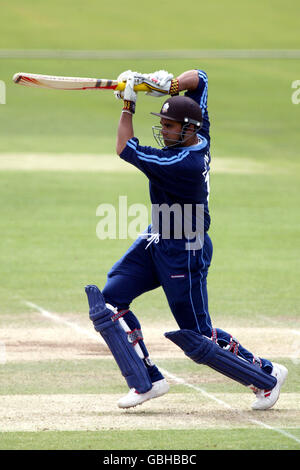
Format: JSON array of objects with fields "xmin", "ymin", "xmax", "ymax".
[{"xmin": 0, "ymin": 1, "xmax": 300, "ymax": 452}]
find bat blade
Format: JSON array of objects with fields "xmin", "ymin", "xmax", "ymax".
[
  {"xmin": 13, "ymin": 72, "xmax": 149, "ymax": 92},
  {"xmin": 13, "ymin": 72, "xmax": 119, "ymax": 90}
]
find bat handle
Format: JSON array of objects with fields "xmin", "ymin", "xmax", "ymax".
[{"xmin": 116, "ymin": 82, "xmax": 150, "ymax": 92}]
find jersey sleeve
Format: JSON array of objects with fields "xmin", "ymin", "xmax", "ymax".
[
  {"xmin": 185, "ymin": 69, "xmax": 210, "ymax": 144},
  {"xmin": 184, "ymin": 70, "xmax": 208, "ymax": 113},
  {"xmin": 119, "ymin": 137, "xmax": 190, "ymax": 182}
]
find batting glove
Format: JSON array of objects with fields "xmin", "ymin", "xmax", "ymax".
[
  {"xmin": 123, "ymin": 74, "xmax": 137, "ymax": 102},
  {"xmin": 114, "ymin": 69, "xmax": 142, "ymax": 99},
  {"xmin": 142, "ymin": 70, "xmax": 179, "ymax": 97},
  {"xmin": 122, "ymin": 73, "xmax": 137, "ymax": 114}
]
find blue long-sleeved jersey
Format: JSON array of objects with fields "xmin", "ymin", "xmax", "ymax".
[{"xmin": 120, "ymin": 70, "xmax": 211, "ymax": 236}]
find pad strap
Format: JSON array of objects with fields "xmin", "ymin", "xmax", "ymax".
[
  {"xmin": 128, "ymin": 328, "xmax": 143, "ymax": 346},
  {"xmin": 111, "ymin": 309, "xmax": 129, "ymax": 322}
]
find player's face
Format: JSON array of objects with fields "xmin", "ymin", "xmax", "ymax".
[{"xmin": 160, "ymin": 118, "xmax": 183, "ymax": 147}]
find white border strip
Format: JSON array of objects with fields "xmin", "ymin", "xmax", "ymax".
[
  {"xmin": 2, "ymin": 49, "xmax": 300, "ymax": 60},
  {"xmin": 24, "ymin": 300, "xmax": 300, "ymax": 445}
]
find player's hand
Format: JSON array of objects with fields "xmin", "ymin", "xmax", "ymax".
[
  {"xmin": 123, "ymin": 73, "xmax": 137, "ymax": 103},
  {"xmin": 114, "ymin": 69, "xmax": 142, "ymax": 99},
  {"xmin": 142, "ymin": 70, "xmax": 174, "ymax": 97}
]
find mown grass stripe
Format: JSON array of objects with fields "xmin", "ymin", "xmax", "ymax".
[{"xmin": 2, "ymin": 49, "xmax": 300, "ymax": 59}]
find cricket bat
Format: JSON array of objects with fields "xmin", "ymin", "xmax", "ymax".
[{"xmin": 13, "ymin": 72, "xmax": 150, "ymax": 92}]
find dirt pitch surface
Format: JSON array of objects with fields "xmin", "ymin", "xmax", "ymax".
[
  {"xmin": 1, "ymin": 392, "xmax": 299, "ymax": 432},
  {"xmin": 1, "ymin": 313, "xmax": 299, "ymax": 362}
]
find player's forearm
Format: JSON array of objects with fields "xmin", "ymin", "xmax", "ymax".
[
  {"xmin": 176, "ymin": 70, "xmax": 199, "ymax": 92},
  {"xmin": 116, "ymin": 111, "xmax": 134, "ymax": 155}
]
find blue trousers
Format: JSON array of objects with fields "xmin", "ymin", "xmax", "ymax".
[{"xmin": 102, "ymin": 232, "xmax": 272, "ymax": 380}]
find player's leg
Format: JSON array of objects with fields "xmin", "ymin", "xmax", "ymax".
[
  {"xmin": 87, "ymin": 235, "xmax": 169, "ymax": 408},
  {"xmin": 210, "ymin": 328, "xmax": 273, "ymax": 372},
  {"xmin": 102, "ymin": 235, "xmax": 164, "ymax": 383},
  {"xmin": 155, "ymin": 234, "xmax": 287, "ymax": 409},
  {"xmin": 107, "ymin": 307, "xmax": 164, "ymax": 383},
  {"xmin": 161, "ymin": 232, "xmax": 271, "ymax": 372},
  {"xmin": 85, "ymin": 284, "xmax": 153, "ymax": 394},
  {"xmin": 165, "ymin": 329, "xmax": 277, "ymax": 389},
  {"xmin": 165, "ymin": 329, "xmax": 288, "ymax": 410},
  {"xmin": 156, "ymin": 233, "xmax": 214, "ymax": 337},
  {"xmin": 103, "ymin": 302, "xmax": 169, "ymax": 408}
]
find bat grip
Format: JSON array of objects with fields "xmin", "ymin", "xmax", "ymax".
[{"xmin": 116, "ymin": 82, "xmax": 150, "ymax": 92}]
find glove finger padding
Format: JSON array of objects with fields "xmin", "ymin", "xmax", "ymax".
[
  {"xmin": 114, "ymin": 70, "xmax": 144, "ymax": 100},
  {"xmin": 141, "ymin": 70, "xmax": 177, "ymax": 97},
  {"xmin": 114, "ymin": 89, "xmax": 124, "ymax": 100},
  {"xmin": 114, "ymin": 70, "xmax": 132, "ymax": 100},
  {"xmin": 117, "ymin": 69, "xmax": 134, "ymax": 82},
  {"xmin": 150, "ymin": 70, "xmax": 174, "ymax": 86},
  {"xmin": 123, "ymin": 74, "xmax": 137, "ymax": 103}
]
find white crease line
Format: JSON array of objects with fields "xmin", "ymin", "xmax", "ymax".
[
  {"xmin": 24, "ymin": 300, "xmax": 104, "ymax": 343},
  {"xmin": 24, "ymin": 300, "xmax": 300, "ymax": 446}
]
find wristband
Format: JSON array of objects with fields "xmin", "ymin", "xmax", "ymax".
[
  {"xmin": 169, "ymin": 78, "xmax": 179, "ymax": 95},
  {"xmin": 122, "ymin": 109, "xmax": 133, "ymax": 116},
  {"xmin": 123, "ymin": 100, "xmax": 136, "ymax": 114}
]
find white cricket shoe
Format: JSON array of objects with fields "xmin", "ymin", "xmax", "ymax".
[
  {"xmin": 251, "ymin": 363, "xmax": 288, "ymax": 410},
  {"xmin": 117, "ymin": 379, "xmax": 170, "ymax": 409}
]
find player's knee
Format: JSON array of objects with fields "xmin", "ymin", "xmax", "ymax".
[{"xmin": 102, "ymin": 286, "xmax": 130, "ymax": 313}]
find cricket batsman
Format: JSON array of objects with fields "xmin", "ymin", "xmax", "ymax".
[{"xmin": 85, "ymin": 68, "xmax": 288, "ymax": 410}]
